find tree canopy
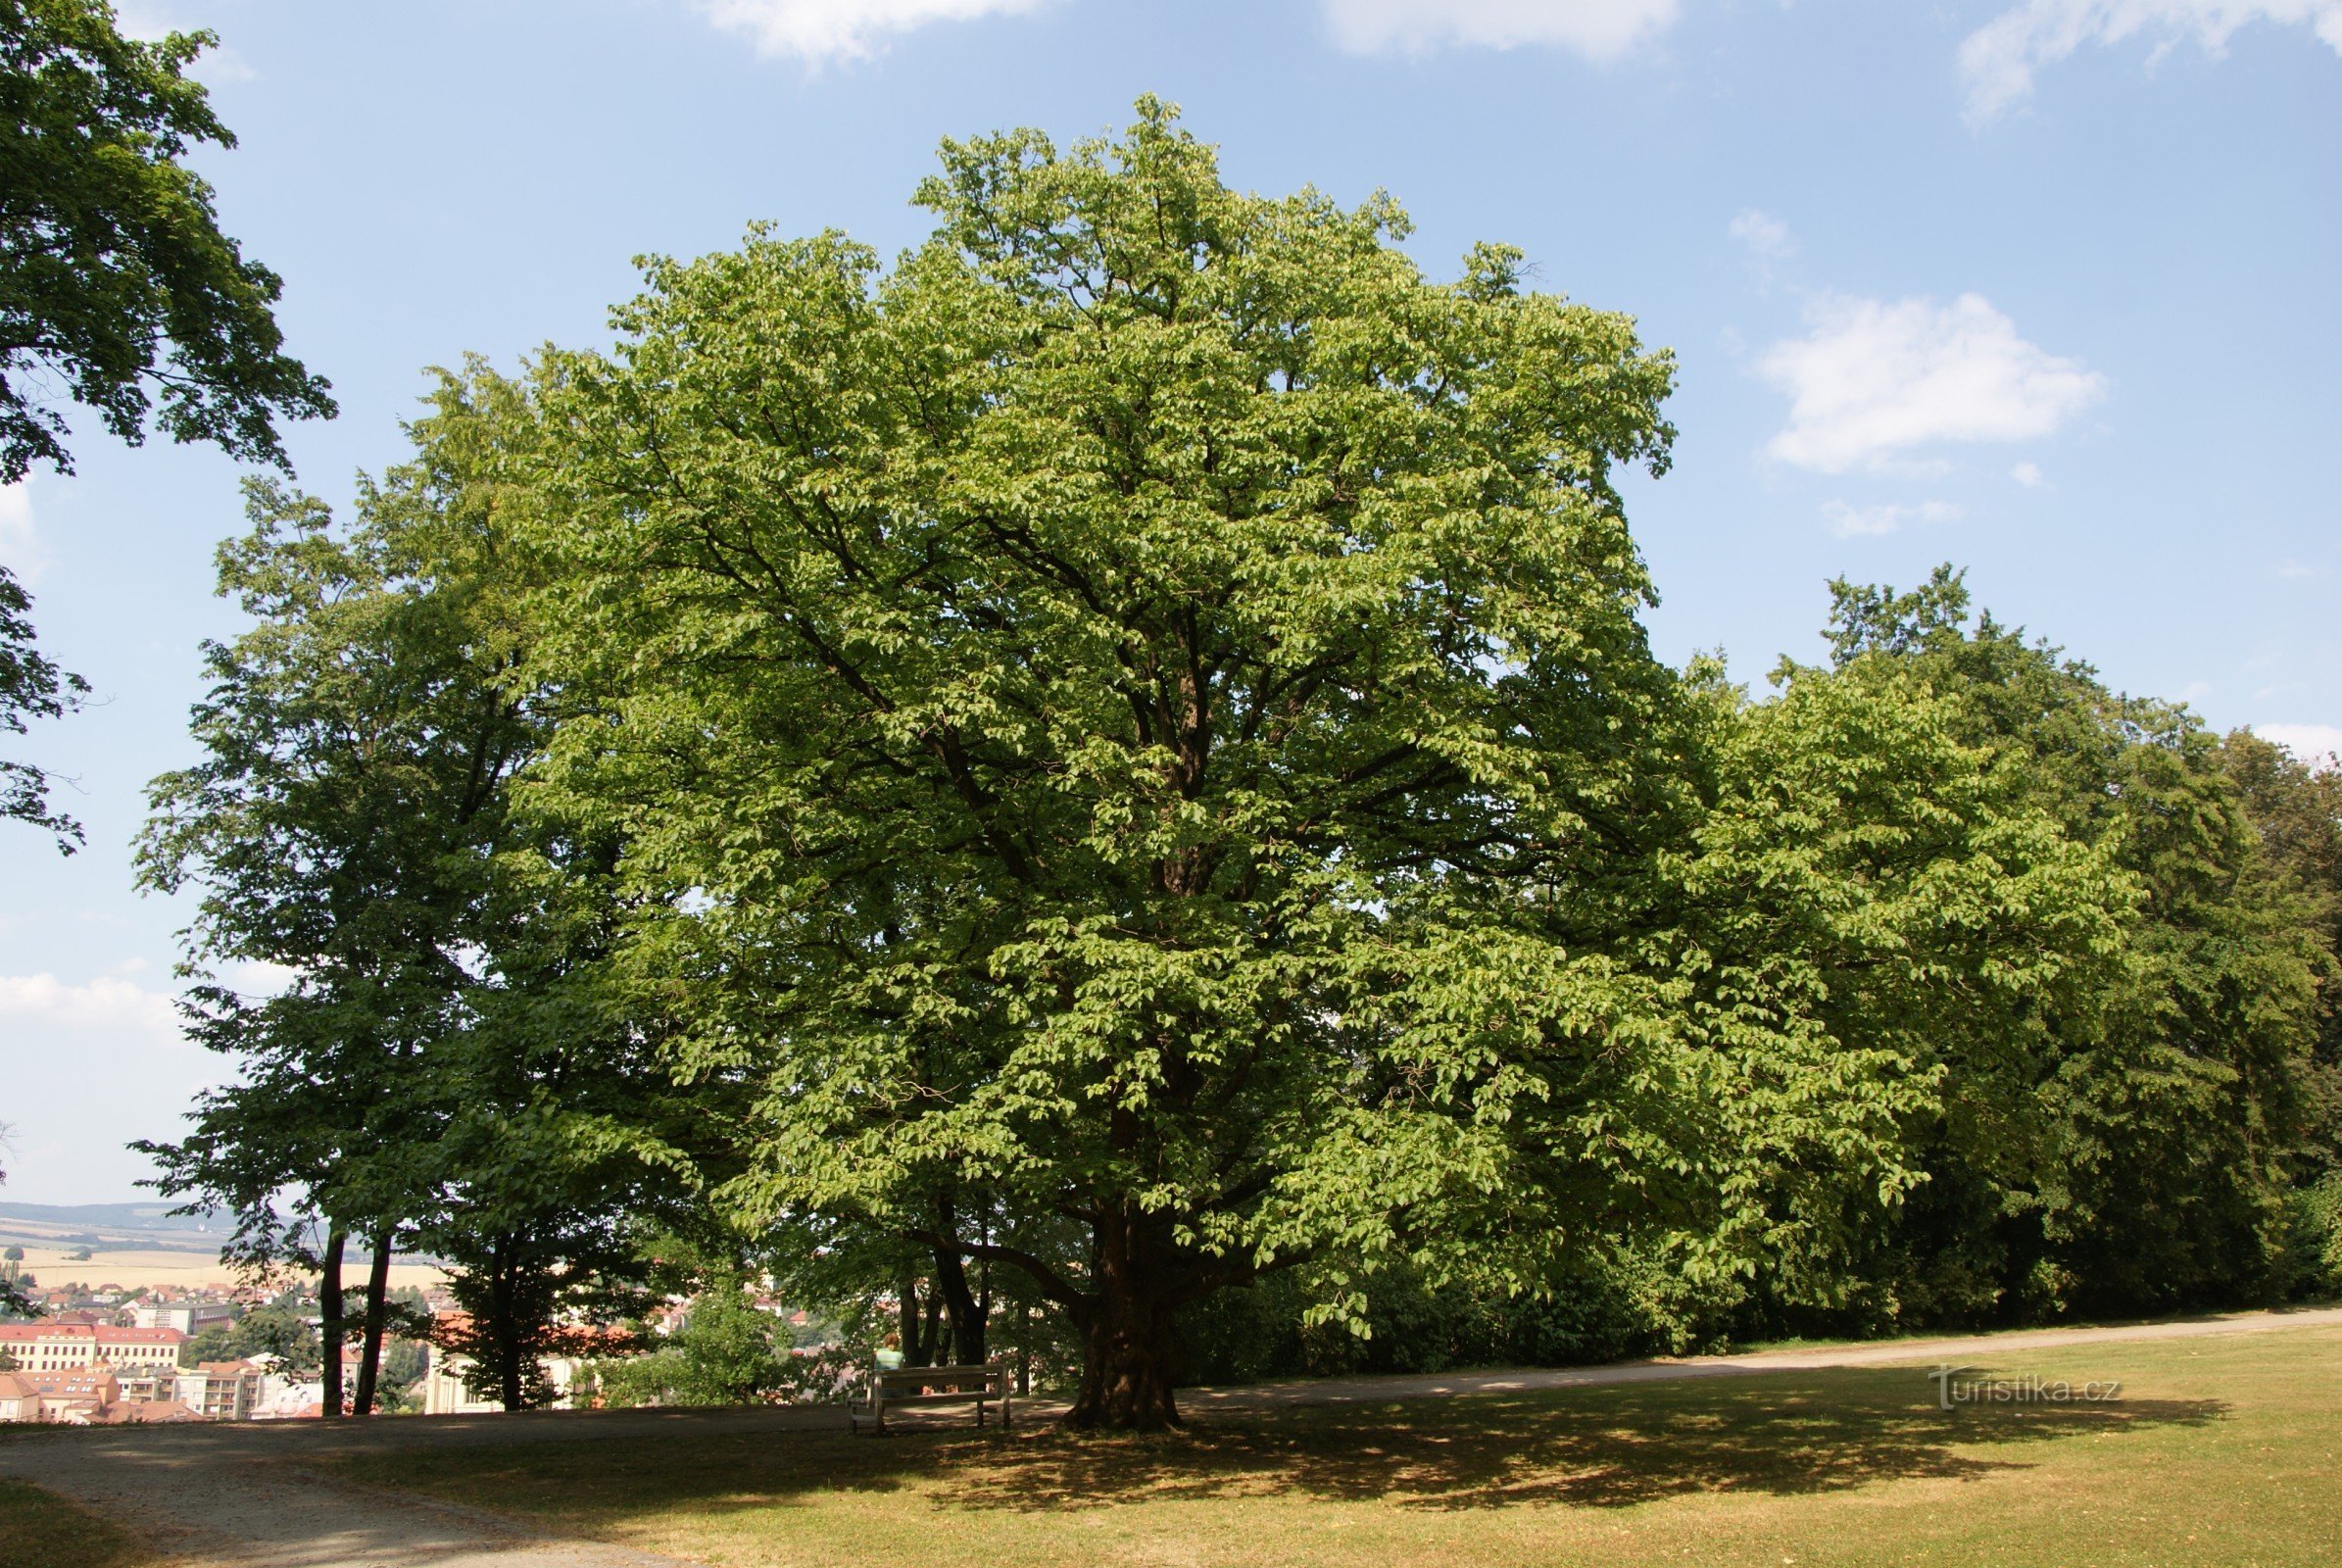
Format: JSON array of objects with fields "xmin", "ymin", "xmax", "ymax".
[{"xmin": 1, "ymin": 0, "xmax": 333, "ymax": 482}]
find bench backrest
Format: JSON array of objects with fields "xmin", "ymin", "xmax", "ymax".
[{"xmin": 872, "ymin": 1362, "xmax": 1004, "ymax": 1393}]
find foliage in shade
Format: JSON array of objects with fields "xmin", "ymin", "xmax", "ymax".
[{"xmin": 0, "ymin": 564, "xmax": 86, "ymax": 851}]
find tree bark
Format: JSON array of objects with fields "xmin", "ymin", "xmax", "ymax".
[
  {"xmin": 897, "ymin": 1276, "xmax": 933, "ymax": 1366},
  {"xmin": 317, "ymin": 1227, "xmax": 346, "ymax": 1420},
  {"xmin": 350, "ymin": 1227, "xmax": 394, "ymax": 1416},
  {"xmin": 921, "ymin": 1287, "xmax": 945, "ymax": 1365},
  {"xmin": 1064, "ymin": 1206, "xmax": 1183, "ymax": 1430},
  {"xmin": 493, "ymin": 1241, "xmax": 524, "ymax": 1410}
]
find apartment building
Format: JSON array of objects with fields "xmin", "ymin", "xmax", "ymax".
[{"xmin": 174, "ymin": 1360, "xmax": 264, "ymax": 1420}]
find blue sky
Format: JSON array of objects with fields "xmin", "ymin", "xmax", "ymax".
[{"xmin": 3, "ymin": 0, "xmax": 2337, "ymax": 1202}]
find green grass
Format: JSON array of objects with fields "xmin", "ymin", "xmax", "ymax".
[
  {"xmin": 332, "ymin": 1325, "xmax": 2342, "ymax": 1568},
  {"xmin": 0, "ymin": 1480, "xmax": 166, "ymax": 1568}
]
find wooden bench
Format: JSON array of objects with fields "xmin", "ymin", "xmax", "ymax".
[{"xmin": 851, "ymin": 1361, "xmax": 1013, "ymax": 1436}]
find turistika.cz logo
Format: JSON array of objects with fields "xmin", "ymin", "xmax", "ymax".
[{"xmin": 1928, "ymin": 1365, "xmax": 2122, "ymax": 1410}]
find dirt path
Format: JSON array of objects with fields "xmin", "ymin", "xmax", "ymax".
[{"xmin": 6, "ymin": 1304, "xmax": 2338, "ymax": 1565}]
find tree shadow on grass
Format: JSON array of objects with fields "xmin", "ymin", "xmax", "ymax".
[
  {"xmin": 360, "ymin": 1365, "xmax": 2224, "ymax": 1525},
  {"xmin": 939, "ymin": 1368, "xmax": 2223, "ymax": 1513}
]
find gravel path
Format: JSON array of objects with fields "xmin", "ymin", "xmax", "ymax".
[
  {"xmin": 1187, "ymin": 1300, "xmax": 2342, "ymax": 1410},
  {"xmin": 6, "ymin": 1304, "xmax": 2338, "ymax": 1565}
]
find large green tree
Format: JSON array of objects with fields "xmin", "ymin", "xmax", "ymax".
[
  {"xmin": 519, "ymin": 102, "xmax": 1911, "ymax": 1427},
  {"xmin": 1, "ymin": 0, "xmax": 332, "ymax": 483}
]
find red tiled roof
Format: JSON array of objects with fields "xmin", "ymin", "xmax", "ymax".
[
  {"xmin": 18, "ymin": 1370, "xmax": 120, "ymax": 1396},
  {"xmin": 111, "ymin": 1399, "xmax": 204, "ymax": 1424},
  {"xmin": 0, "ymin": 1323, "xmax": 185, "ymax": 1345}
]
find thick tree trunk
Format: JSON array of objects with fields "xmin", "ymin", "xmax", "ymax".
[
  {"xmin": 1065, "ymin": 1208, "xmax": 1183, "ymax": 1430},
  {"xmin": 933, "ymin": 1245, "xmax": 986, "ymax": 1366},
  {"xmin": 318, "ymin": 1228, "xmax": 347, "ymax": 1420},
  {"xmin": 351, "ymin": 1228, "xmax": 394, "ymax": 1416}
]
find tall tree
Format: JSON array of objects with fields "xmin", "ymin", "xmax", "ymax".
[
  {"xmin": 141, "ymin": 366, "xmax": 683, "ymax": 1413},
  {"xmin": 520, "ymin": 101, "xmax": 1910, "ymax": 1427},
  {"xmin": 1, "ymin": 0, "xmax": 332, "ymax": 482},
  {"xmin": 137, "ymin": 460, "xmax": 527, "ymax": 1415}
]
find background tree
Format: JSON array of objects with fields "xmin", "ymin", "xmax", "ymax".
[
  {"xmin": 141, "ymin": 365, "xmax": 686, "ymax": 1413},
  {"xmin": 136, "ymin": 472, "xmax": 499, "ymax": 1415},
  {"xmin": 1, "ymin": 0, "xmax": 333, "ymax": 483},
  {"xmin": 1, "ymin": 564, "xmax": 86, "ymax": 850},
  {"xmin": 0, "ymin": 1127, "xmax": 38, "ymax": 1319},
  {"xmin": 590, "ymin": 1272, "xmax": 789, "ymax": 1408},
  {"xmin": 2220, "ymin": 729, "xmax": 2342, "ymax": 1174},
  {"xmin": 179, "ymin": 1303, "xmax": 319, "ymax": 1374},
  {"xmin": 520, "ymin": 100, "xmax": 1912, "ymax": 1427},
  {"xmin": 1777, "ymin": 568, "xmax": 2331, "ymax": 1322}
]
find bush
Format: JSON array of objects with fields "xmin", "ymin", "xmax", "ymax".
[
  {"xmin": 2284, "ymin": 1174, "xmax": 2342, "ymax": 1299},
  {"xmin": 1176, "ymin": 1261, "xmax": 1671, "ymax": 1387}
]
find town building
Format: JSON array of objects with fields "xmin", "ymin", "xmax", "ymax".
[
  {"xmin": 174, "ymin": 1360, "xmax": 264, "ymax": 1420},
  {"xmin": 421, "ymin": 1313, "xmax": 600, "ymax": 1414},
  {"xmin": 2, "ymin": 1368, "xmax": 108, "ymax": 1422},
  {"xmin": 0, "ymin": 1323, "xmax": 186, "ymax": 1372},
  {"xmin": 133, "ymin": 1300, "xmax": 238, "ymax": 1334}
]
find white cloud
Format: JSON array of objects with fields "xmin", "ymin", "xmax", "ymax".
[
  {"xmin": 1321, "ymin": 0, "xmax": 1680, "ymax": 59},
  {"xmin": 2277, "ymin": 558, "xmax": 2326, "ymax": 579},
  {"xmin": 1822, "ymin": 499, "xmax": 1964, "ymax": 538},
  {"xmin": 0, "ymin": 973, "xmax": 181, "ymax": 1039},
  {"xmin": 2257, "ymin": 722, "xmax": 2342, "ymax": 764},
  {"xmin": 1729, "ymin": 209, "xmax": 1794, "ymax": 262},
  {"xmin": 1961, "ymin": 1, "xmax": 2342, "ymax": 120},
  {"xmin": 112, "ymin": 4, "xmax": 257, "ymax": 79},
  {"xmin": 0, "ymin": 480, "xmax": 45, "ymax": 583},
  {"xmin": 223, "ymin": 959, "xmax": 301, "ymax": 1000},
  {"xmin": 2011, "ymin": 460, "xmax": 2047, "ymax": 487},
  {"xmin": 1758, "ymin": 292, "xmax": 2105, "ymax": 474},
  {"xmin": 0, "ymin": 973, "xmax": 222, "ymax": 1203},
  {"xmin": 692, "ymin": 0, "xmax": 1047, "ymax": 61}
]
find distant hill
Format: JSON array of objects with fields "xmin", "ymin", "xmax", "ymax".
[{"xmin": 0, "ymin": 1201, "xmax": 228, "ymax": 1251}]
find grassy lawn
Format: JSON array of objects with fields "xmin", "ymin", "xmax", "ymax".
[
  {"xmin": 331, "ymin": 1325, "xmax": 2342, "ymax": 1568},
  {"xmin": 0, "ymin": 1480, "xmax": 165, "ymax": 1568}
]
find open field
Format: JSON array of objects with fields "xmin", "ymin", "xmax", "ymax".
[
  {"xmin": 329, "ymin": 1324, "xmax": 2342, "ymax": 1568},
  {"xmin": 0, "ymin": 1479, "xmax": 164, "ymax": 1568},
  {"xmin": 2, "ymin": 1245, "xmax": 446, "ymax": 1296}
]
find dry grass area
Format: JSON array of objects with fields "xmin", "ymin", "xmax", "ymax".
[
  {"xmin": 0, "ymin": 1479, "xmax": 165, "ymax": 1568},
  {"xmin": 333, "ymin": 1326, "xmax": 2342, "ymax": 1568},
  {"xmin": 3, "ymin": 1243, "xmax": 445, "ymax": 1295}
]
